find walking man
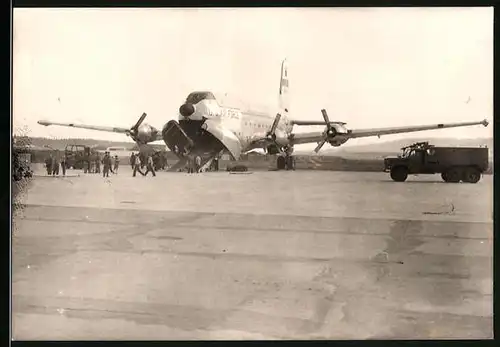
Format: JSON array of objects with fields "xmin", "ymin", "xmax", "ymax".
[
  {"xmin": 102, "ymin": 152, "xmax": 111, "ymax": 177},
  {"xmin": 144, "ymin": 154, "xmax": 156, "ymax": 177},
  {"xmin": 133, "ymin": 154, "xmax": 144, "ymax": 177},
  {"xmin": 113, "ymin": 155, "xmax": 120, "ymax": 174},
  {"xmin": 130, "ymin": 153, "xmax": 136, "ymax": 169}
]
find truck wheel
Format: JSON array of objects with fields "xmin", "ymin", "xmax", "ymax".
[
  {"xmin": 390, "ymin": 167, "xmax": 408, "ymax": 182},
  {"xmin": 445, "ymin": 168, "xmax": 461, "ymax": 183},
  {"xmin": 463, "ymin": 168, "xmax": 481, "ymax": 184}
]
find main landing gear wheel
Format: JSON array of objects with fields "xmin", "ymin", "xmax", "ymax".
[
  {"xmin": 277, "ymin": 156, "xmax": 286, "ymax": 170},
  {"xmin": 276, "ymin": 155, "xmax": 295, "ymax": 170},
  {"xmin": 390, "ymin": 166, "xmax": 408, "ymax": 182}
]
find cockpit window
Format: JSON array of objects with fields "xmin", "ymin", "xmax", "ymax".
[{"xmin": 185, "ymin": 92, "xmax": 216, "ymax": 105}]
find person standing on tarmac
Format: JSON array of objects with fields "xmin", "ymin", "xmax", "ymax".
[
  {"xmin": 90, "ymin": 152, "xmax": 95, "ymax": 173},
  {"xmin": 60, "ymin": 154, "xmax": 67, "ymax": 176},
  {"xmin": 130, "ymin": 153, "xmax": 136, "ymax": 169},
  {"xmin": 186, "ymin": 155, "xmax": 194, "ymax": 174},
  {"xmin": 133, "ymin": 154, "xmax": 144, "ymax": 177},
  {"xmin": 83, "ymin": 154, "xmax": 90, "ymax": 174},
  {"xmin": 163, "ymin": 153, "xmax": 168, "ymax": 170},
  {"xmin": 102, "ymin": 152, "xmax": 111, "ymax": 177},
  {"xmin": 214, "ymin": 156, "xmax": 219, "ymax": 171},
  {"xmin": 45, "ymin": 155, "xmax": 52, "ymax": 175},
  {"xmin": 144, "ymin": 154, "xmax": 156, "ymax": 177},
  {"xmin": 108, "ymin": 152, "xmax": 114, "ymax": 176},
  {"xmin": 95, "ymin": 153, "xmax": 101, "ymax": 174},
  {"xmin": 52, "ymin": 154, "xmax": 60, "ymax": 176},
  {"xmin": 195, "ymin": 155, "xmax": 202, "ymax": 173},
  {"xmin": 113, "ymin": 155, "xmax": 120, "ymax": 174}
]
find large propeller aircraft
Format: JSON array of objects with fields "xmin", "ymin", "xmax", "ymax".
[{"xmin": 38, "ymin": 59, "xmax": 489, "ymax": 171}]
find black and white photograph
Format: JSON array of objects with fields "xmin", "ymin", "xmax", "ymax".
[{"xmin": 12, "ymin": 7, "xmax": 493, "ymax": 340}]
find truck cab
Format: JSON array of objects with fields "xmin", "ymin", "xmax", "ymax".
[
  {"xmin": 64, "ymin": 144, "xmax": 91, "ymax": 169},
  {"xmin": 384, "ymin": 141, "xmax": 488, "ymax": 183}
]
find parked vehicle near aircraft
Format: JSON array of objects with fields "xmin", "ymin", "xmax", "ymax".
[
  {"xmin": 64, "ymin": 144, "xmax": 96, "ymax": 169},
  {"xmin": 384, "ymin": 141, "xmax": 489, "ymax": 183}
]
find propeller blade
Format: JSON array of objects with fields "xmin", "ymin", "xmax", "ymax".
[
  {"xmin": 131, "ymin": 112, "xmax": 147, "ymax": 131},
  {"xmin": 269, "ymin": 113, "xmax": 281, "ymax": 135},
  {"xmin": 314, "ymin": 138, "xmax": 327, "ymax": 153},
  {"xmin": 321, "ymin": 109, "xmax": 331, "ymax": 130}
]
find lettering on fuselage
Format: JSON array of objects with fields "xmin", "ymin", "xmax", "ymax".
[{"xmin": 221, "ymin": 108, "xmax": 241, "ymax": 120}]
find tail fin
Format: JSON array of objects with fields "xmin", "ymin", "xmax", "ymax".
[{"xmin": 278, "ymin": 59, "xmax": 289, "ymax": 113}]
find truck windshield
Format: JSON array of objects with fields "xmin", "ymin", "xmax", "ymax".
[{"xmin": 401, "ymin": 148, "xmax": 412, "ymax": 158}]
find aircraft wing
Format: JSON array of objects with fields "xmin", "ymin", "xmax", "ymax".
[
  {"xmin": 288, "ymin": 119, "xmax": 489, "ymax": 148},
  {"xmin": 37, "ymin": 115, "xmax": 164, "ymax": 143},
  {"xmin": 347, "ymin": 119, "xmax": 489, "ymax": 139},
  {"xmin": 38, "ymin": 120, "xmax": 131, "ymax": 134}
]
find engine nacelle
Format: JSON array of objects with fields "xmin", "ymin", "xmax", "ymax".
[
  {"xmin": 135, "ymin": 123, "xmax": 159, "ymax": 144},
  {"xmin": 328, "ymin": 136, "xmax": 349, "ymax": 147}
]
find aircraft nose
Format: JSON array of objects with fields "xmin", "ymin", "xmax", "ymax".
[{"xmin": 179, "ymin": 103, "xmax": 195, "ymax": 118}]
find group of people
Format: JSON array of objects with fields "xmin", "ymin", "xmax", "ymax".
[
  {"xmin": 83, "ymin": 152, "xmax": 120, "ymax": 176},
  {"xmin": 185, "ymin": 155, "xmax": 219, "ymax": 173},
  {"xmin": 130, "ymin": 152, "xmax": 157, "ymax": 177},
  {"xmin": 45, "ymin": 152, "xmax": 67, "ymax": 176},
  {"xmin": 45, "ymin": 149, "xmax": 223, "ymax": 178},
  {"xmin": 44, "ymin": 151, "xmax": 120, "ymax": 178},
  {"xmin": 101, "ymin": 151, "xmax": 119, "ymax": 177}
]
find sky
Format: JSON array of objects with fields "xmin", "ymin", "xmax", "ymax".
[{"xmin": 13, "ymin": 7, "xmax": 493, "ymax": 150}]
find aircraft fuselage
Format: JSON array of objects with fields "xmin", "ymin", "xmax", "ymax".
[{"xmin": 174, "ymin": 91, "xmax": 295, "ymax": 155}]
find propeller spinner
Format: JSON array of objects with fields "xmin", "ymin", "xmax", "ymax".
[
  {"xmin": 265, "ymin": 113, "xmax": 286, "ymax": 154},
  {"xmin": 314, "ymin": 109, "xmax": 337, "ymax": 153},
  {"xmin": 125, "ymin": 113, "xmax": 158, "ymax": 144},
  {"xmin": 266, "ymin": 113, "xmax": 282, "ymax": 142}
]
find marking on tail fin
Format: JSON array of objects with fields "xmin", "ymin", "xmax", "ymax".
[{"xmin": 279, "ymin": 59, "xmax": 289, "ymax": 110}]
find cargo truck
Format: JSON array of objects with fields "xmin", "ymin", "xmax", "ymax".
[
  {"xmin": 384, "ymin": 141, "xmax": 489, "ymax": 183},
  {"xmin": 64, "ymin": 144, "xmax": 93, "ymax": 169}
]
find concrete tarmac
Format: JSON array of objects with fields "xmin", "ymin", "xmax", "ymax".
[{"xmin": 12, "ymin": 166, "xmax": 493, "ymax": 340}]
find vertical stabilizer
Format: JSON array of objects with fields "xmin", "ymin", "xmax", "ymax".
[{"xmin": 279, "ymin": 59, "xmax": 290, "ymax": 113}]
